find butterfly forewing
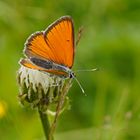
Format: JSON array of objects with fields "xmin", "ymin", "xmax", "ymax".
[
  {"xmin": 24, "ymin": 16, "xmax": 75, "ymax": 69},
  {"xmin": 24, "ymin": 32, "xmax": 56, "ymax": 62},
  {"xmin": 44, "ymin": 16, "xmax": 74, "ymax": 68}
]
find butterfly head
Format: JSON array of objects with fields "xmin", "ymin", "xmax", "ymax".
[{"xmin": 69, "ymin": 71, "xmax": 75, "ymax": 79}]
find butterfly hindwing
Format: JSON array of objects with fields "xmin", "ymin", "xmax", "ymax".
[{"xmin": 20, "ymin": 58, "xmax": 69, "ymax": 77}]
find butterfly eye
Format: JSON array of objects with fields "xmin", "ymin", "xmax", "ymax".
[{"xmin": 69, "ymin": 72, "xmax": 75, "ymax": 78}]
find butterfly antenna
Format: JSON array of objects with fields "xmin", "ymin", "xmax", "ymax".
[
  {"xmin": 76, "ymin": 26, "xmax": 84, "ymax": 46},
  {"xmin": 74, "ymin": 68, "xmax": 99, "ymax": 73},
  {"xmin": 72, "ymin": 75, "xmax": 86, "ymax": 95}
]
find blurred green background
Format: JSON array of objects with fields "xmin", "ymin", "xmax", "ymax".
[{"xmin": 0, "ymin": 0, "xmax": 140, "ymax": 139}]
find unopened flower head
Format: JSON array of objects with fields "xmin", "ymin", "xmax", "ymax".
[{"xmin": 17, "ymin": 66, "xmax": 72, "ymax": 111}]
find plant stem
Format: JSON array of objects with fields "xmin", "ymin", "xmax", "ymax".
[
  {"xmin": 49, "ymin": 80, "xmax": 71, "ymax": 138},
  {"xmin": 38, "ymin": 110, "xmax": 54, "ymax": 140},
  {"xmin": 38, "ymin": 80, "xmax": 71, "ymax": 140}
]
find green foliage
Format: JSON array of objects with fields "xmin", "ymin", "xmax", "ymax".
[{"xmin": 0, "ymin": 0, "xmax": 140, "ymax": 139}]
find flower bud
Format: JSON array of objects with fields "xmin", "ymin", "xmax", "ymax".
[{"xmin": 17, "ymin": 66, "xmax": 72, "ymax": 112}]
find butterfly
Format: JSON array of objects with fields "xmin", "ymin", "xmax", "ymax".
[
  {"xmin": 20, "ymin": 16, "xmax": 98, "ymax": 93},
  {"xmin": 20, "ymin": 16, "xmax": 75, "ymax": 79},
  {"xmin": 20, "ymin": 16, "xmax": 80, "ymax": 81}
]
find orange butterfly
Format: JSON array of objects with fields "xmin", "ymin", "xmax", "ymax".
[
  {"xmin": 20, "ymin": 16, "xmax": 98, "ymax": 93},
  {"xmin": 20, "ymin": 16, "xmax": 75, "ymax": 79}
]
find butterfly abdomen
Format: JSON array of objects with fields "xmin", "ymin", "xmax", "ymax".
[
  {"xmin": 30, "ymin": 57, "xmax": 53, "ymax": 69},
  {"xmin": 30, "ymin": 57, "xmax": 71, "ymax": 74}
]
